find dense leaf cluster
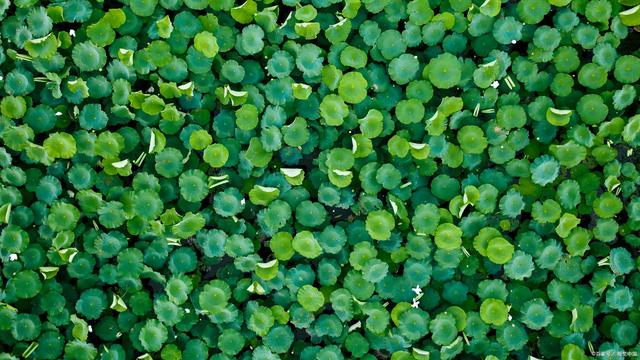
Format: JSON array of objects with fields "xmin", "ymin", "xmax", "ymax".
[{"xmin": 0, "ymin": 0, "xmax": 640, "ymax": 359}]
